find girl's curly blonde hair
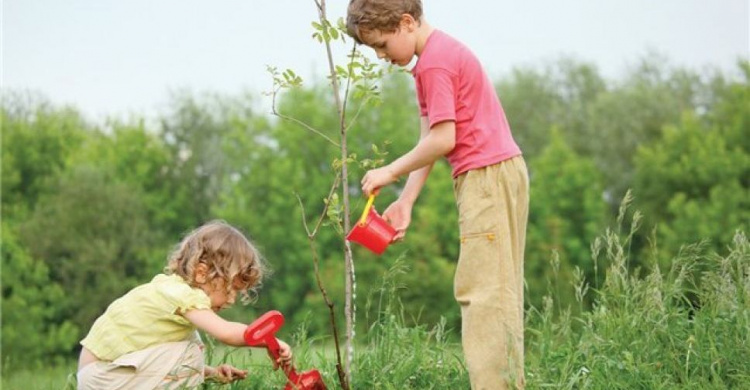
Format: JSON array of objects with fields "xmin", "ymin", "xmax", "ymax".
[{"xmin": 165, "ymin": 220, "xmax": 268, "ymax": 303}]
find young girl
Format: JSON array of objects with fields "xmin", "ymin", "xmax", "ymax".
[{"xmin": 77, "ymin": 220, "xmax": 293, "ymax": 389}]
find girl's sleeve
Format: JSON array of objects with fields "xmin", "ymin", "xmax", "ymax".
[{"xmin": 158, "ymin": 277, "xmax": 212, "ymax": 313}]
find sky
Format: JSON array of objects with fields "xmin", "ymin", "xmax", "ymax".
[{"xmin": 3, "ymin": 0, "xmax": 749, "ymax": 122}]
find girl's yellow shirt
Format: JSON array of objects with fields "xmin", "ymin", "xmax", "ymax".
[{"xmin": 81, "ymin": 274, "xmax": 211, "ymax": 361}]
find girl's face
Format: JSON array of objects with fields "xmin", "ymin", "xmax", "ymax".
[
  {"xmin": 202, "ymin": 279, "xmax": 236, "ymax": 312},
  {"xmin": 194, "ymin": 263, "xmax": 250, "ymax": 312},
  {"xmin": 201, "ymin": 277, "xmax": 247, "ymax": 312}
]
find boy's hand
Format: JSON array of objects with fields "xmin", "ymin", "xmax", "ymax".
[
  {"xmin": 270, "ymin": 339, "xmax": 294, "ymax": 371},
  {"xmin": 361, "ymin": 165, "xmax": 398, "ymax": 197},
  {"xmin": 383, "ymin": 199, "xmax": 413, "ymax": 241},
  {"xmin": 206, "ymin": 364, "xmax": 248, "ymax": 384}
]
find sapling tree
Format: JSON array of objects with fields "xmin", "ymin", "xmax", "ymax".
[{"xmin": 265, "ymin": 1, "xmax": 389, "ymax": 387}]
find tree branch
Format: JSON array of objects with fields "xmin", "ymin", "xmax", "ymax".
[{"xmin": 271, "ymin": 86, "xmax": 341, "ymax": 147}]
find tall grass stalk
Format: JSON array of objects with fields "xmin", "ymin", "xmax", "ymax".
[
  {"xmin": 526, "ymin": 200, "xmax": 750, "ymax": 389},
  {"xmin": 352, "ymin": 258, "xmax": 470, "ymax": 389}
]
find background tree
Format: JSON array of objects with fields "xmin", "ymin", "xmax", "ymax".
[
  {"xmin": 525, "ymin": 129, "xmax": 608, "ymax": 309},
  {"xmin": 19, "ymin": 166, "xmax": 154, "ymax": 336},
  {"xmin": 586, "ymin": 55, "xmax": 708, "ymax": 207},
  {"xmin": 498, "ymin": 56, "xmax": 718, "ymax": 212},
  {"xmin": 1, "ymin": 97, "xmax": 87, "ymax": 221},
  {"xmin": 157, "ymin": 93, "xmax": 243, "ymax": 232},
  {"xmin": 634, "ymin": 111, "xmax": 749, "ymax": 264},
  {"xmin": 68, "ymin": 119, "xmax": 177, "ymax": 262},
  {"xmin": 1, "ymin": 220, "xmax": 79, "ymax": 367}
]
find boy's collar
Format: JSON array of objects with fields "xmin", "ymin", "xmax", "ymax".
[{"xmin": 412, "ymin": 29, "xmax": 440, "ymax": 75}]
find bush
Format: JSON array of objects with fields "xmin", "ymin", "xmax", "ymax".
[{"xmin": 1, "ymin": 221, "xmax": 79, "ymax": 369}]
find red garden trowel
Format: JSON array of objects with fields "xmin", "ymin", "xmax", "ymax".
[{"xmin": 244, "ymin": 310, "xmax": 327, "ymax": 390}]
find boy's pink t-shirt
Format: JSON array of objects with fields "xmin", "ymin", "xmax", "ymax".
[{"xmin": 412, "ymin": 30, "xmax": 521, "ymax": 178}]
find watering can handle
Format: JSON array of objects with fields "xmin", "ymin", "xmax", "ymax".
[{"xmin": 358, "ymin": 194, "xmax": 376, "ymax": 226}]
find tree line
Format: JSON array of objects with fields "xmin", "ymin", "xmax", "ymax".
[{"xmin": 2, "ymin": 57, "xmax": 748, "ymax": 368}]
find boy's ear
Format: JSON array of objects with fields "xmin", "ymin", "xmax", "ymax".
[
  {"xmin": 194, "ymin": 263, "xmax": 209, "ymax": 284},
  {"xmin": 400, "ymin": 13, "xmax": 417, "ymax": 31}
]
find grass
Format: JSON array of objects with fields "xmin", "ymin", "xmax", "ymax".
[
  {"xmin": 3, "ymin": 209, "xmax": 748, "ymax": 389},
  {"xmin": 0, "ymin": 363, "xmax": 77, "ymax": 390},
  {"xmin": 523, "ymin": 219, "xmax": 750, "ymax": 389}
]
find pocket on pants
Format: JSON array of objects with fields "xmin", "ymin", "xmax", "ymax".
[
  {"xmin": 107, "ymin": 362, "xmax": 137, "ymax": 375},
  {"xmin": 454, "ymin": 232, "xmax": 499, "ymax": 305},
  {"xmin": 455, "ymin": 171, "xmax": 497, "ymax": 236}
]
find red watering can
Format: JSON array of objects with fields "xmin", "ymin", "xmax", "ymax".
[{"xmin": 346, "ymin": 194, "xmax": 397, "ymax": 255}]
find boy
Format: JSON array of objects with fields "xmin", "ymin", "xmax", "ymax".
[{"xmin": 346, "ymin": 1, "xmax": 529, "ymax": 389}]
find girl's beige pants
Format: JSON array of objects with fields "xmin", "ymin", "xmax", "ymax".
[{"xmin": 77, "ymin": 339, "xmax": 204, "ymax": 390}]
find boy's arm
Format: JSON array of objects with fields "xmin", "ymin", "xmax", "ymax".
[
  {"xmin": 397, "ymin": 117, "xmax": 438, "ymax": 205},
  {"xmin": 361, "ymin": 118, "xmax": 455, "ymax": 196}
]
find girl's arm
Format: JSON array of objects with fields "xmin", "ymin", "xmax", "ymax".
[
  {"xmin": 183, "ymin": 309, "xmax": 247, "ymax": 346},
  {"xmin": 182, "ymin": 309, "xmax": 293, "ymax": 366}
]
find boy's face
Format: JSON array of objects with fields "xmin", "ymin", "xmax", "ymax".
[{"xmin": 359, "ymin": 18, "xmax": 418, "ymax": 67}]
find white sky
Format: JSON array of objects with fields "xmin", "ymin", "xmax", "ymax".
[{"xmin": 3, "ymin": 0, "xmax": 749, "ymax": 122}]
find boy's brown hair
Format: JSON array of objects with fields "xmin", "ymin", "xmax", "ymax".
[
  {"xmin": 165, "ymin": 220, "xmax": 268, "ymax": 303},
  {"xmin": 346, "ymin": 0, "xmax": 423, "ymax": 44}
]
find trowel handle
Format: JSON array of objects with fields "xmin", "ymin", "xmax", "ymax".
[
  {"xmin": 244, "ymin": 310, "xmax": 284, "ymax": 359},
  {"xmin": 244, "ymin": 310, "xmax": 302, "ymax": 383}
]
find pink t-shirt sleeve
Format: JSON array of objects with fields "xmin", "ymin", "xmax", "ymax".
[
  {"xmin": 412, "ymin": 29, "xmax": 521, "ymax": 177},
  {"xmin": 417, "ymin": 68, "xmax": 457, "ymax": 128}
]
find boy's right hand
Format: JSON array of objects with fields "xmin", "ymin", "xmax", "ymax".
[
  {"xmin": 383, "ymin": 199, "xmax": 413, "ymax": 242},
  {"xmin": 361, "ymin": 165, "xmax": 398, "ymax": 197}
]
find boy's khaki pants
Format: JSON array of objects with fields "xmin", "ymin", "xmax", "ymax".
[
  {"xmin": 453, "ymin": 156, "xmax": 528, "ymax": 390},
  {"xmin": 77, "ymin": 339, "xmax": 204, "ymax": 389}
]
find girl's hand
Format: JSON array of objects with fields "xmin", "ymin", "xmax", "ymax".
[
  {"xmin": 270, "ymin": 339, "xmax": 294, "ymax": 370},
  {"xmin": 206, "ymin": 364, "xmax": 248, "ymax": 384}
]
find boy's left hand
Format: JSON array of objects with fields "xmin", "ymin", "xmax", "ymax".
[
  {"xmin": 382, "ymin": 199, "xmax": 413, "ymax": 242},
  {"xmin": 362, "ymin": 165, "xmax": 397, "ymax": 197}
]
